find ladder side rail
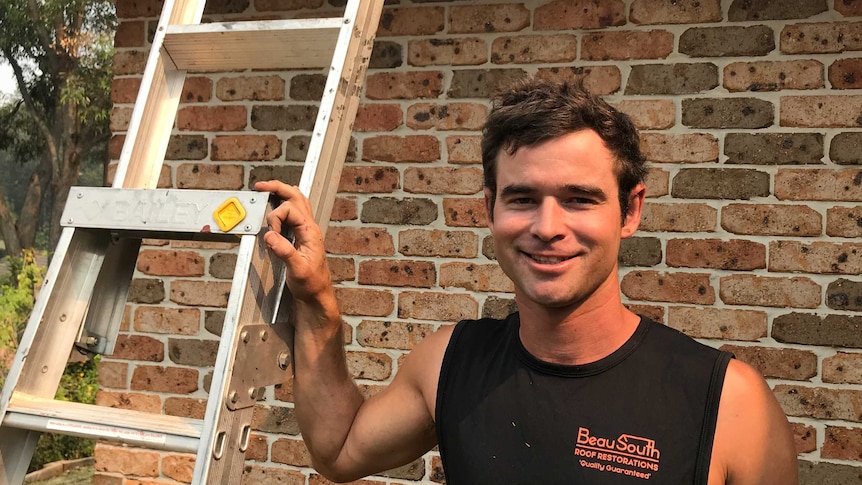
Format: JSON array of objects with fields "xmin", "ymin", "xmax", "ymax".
[
  {"xmin": 0, "ymin": 228, "xmax": 112, "ymax": 484},
  {"xmin": 112, "ymin": 0, "xmax": 206, "ymax": 189},
  {"xmin": 299, "ymin": 0, "xmax": 385, "ymax": 234},
  {"xmin": 192, "ymin": 233, "xmax": 262, "ymax": 484}
]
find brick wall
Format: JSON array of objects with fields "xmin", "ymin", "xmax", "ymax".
[{"xmin": 98, "ymin": 0, "xmax": 862, "ymax": 483}]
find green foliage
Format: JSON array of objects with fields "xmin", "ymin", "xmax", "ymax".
[{"xmin": 0, "ymin": 251, "xmax": 99, "ymax": 472}]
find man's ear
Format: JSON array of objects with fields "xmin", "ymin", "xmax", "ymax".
[
  {"xmin": 621, "ymin": 183, "xmax": 646, "ymax": 239},
  {"xmin": 483, "ymin": 187, "xmax": 495, "ymax": 227}
]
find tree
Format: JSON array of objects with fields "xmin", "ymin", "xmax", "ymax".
[{"xmin": 0, "ymin": 0, "xmax": 115, "ymax": 254}]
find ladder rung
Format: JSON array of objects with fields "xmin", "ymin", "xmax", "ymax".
[
  {"xmin": 163, "ymin": 18, "xmax": 343, "ymax": 72},
  {"xmin": 4, "ymin": 393, "xmax": 202, "ymax": 453}
]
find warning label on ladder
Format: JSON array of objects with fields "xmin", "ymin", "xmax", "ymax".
[{"xmin": 47, "ymin": 419, "xmax": 167, "ymax": 444}]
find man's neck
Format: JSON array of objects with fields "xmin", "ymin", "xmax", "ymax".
[{"xmin": 516, "ymin": 294, "xmax": 641, "ymax": 366}]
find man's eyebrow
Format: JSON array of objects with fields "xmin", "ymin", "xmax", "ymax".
[{"xmin": 499, "ymin": 184, "xmax": 608, "ymax": 200}]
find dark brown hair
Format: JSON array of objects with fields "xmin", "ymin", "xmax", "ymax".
[{"xmin": 482, "ymin": 78, "xmax": 647, "ymax": 218}]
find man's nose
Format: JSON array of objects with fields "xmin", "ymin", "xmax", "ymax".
[{"xmin": 531, "ymin": 199, "xmax": 565, "ymax": 242}]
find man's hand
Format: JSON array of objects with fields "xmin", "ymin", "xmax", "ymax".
[{"xmin": 254, "ymin": 180, "xmax": 333, "ymax": 305}]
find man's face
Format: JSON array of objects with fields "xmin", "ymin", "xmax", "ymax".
[{"xmin": 485, "ymin": 129, "xmax": 644, "ymax": 312}]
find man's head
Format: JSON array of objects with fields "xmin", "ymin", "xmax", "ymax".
[{"xmin": 481, "ymin": 78, "xmax": 647, "ymax": 219}]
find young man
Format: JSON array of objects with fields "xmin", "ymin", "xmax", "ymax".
[{"xmin": 255, "ymin": 79, "xmax": 798, "ymax": 484}]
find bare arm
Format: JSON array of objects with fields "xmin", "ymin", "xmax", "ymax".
[
  {"xmin": 256, "ymin": 181, "xmax": 445, "ymax": 482},
  {"xmin": 710, "ymin": 359, "xmax": 798, "ymax": 485}
]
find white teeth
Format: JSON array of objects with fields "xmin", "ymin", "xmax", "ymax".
[{"xmin": 530, "ymin": 254, "xmax": 568, "ymax": 264}]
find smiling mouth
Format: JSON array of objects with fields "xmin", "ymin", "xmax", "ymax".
[{"xmin": 527, "ymin": 253, "xmax": 574, "ymax": 264}]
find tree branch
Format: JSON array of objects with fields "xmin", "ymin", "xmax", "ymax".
[{"xmin": 0, "ymin": 183, "xmax": 22, "ymax": 255}]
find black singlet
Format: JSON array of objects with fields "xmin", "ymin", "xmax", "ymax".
[{"xmin": 435, "ymin": 313, "xmax": 732, "ymax": 484}]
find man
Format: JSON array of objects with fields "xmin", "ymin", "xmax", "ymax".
[{"xmin": 255, "ymin": 78, "xmax": 798, "ymax": 484}]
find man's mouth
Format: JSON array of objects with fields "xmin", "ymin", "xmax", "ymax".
[{"xmin": 527, "ymin": 253, "xmax": 574, "ymax": 265}]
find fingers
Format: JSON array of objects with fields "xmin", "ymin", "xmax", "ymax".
[{"xmin": 255, "ymin": 179, "xmax": 319, "ymax": 254}]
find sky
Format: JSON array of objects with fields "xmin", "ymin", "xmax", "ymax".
[{"xmin": 0, "ymin": 64, "xmax": 18, "ymax": 96}]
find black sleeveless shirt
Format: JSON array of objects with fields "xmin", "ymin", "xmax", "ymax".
[{"xmin": 435, "ymin": 314, "xmax": 732, "ymax": 484}]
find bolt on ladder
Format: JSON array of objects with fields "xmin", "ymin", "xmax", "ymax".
[{"xmin": 0, "ymin": 0, "xmax": 384, "ymax": 482}]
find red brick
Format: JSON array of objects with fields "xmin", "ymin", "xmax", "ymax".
[
  {"xmin": 837, "ymin": 0, "xmax": 862, "ymax": 16},
  {"xmin": 720, "ymin": 275, "xmax": 821, "ymax": 309},
  {"xmin": 535, "ymin": 0, "xmax": 626, "ymax": 30},
  {"xmin": 627, "ymin": 304, "xmax": 665, "ymax": 323},
  {"xmin": 116, "ymin": 0, "xmax": 162, "ymax": 17},
  {"xmin": 354, "ymin": 104, "xmax": 403, "ymax": 132},
  {"xmin": 328, "ymin": 257, "xmax": 355, "ymax": 283},
  {"xmin": 775, "ymin": 169, "xmax": 862, "ymax": 202},
  {"xmin": 358, "ymin": 259, "xmax": 435, "ymax": 288},
  {"xmin": 177, "ymin": 106, "xmax": 247, "ymax": 131},
  {"xmin": 666, "ymin": 238, "xmax": 766, "ymax": 270},
  {"xmin": 271, "ymin": 438, "xmax": 311, "ymax": 467},
  {"xmin": 211, "ymin": 135, "xmax": 281, "ymax": 161},
  {"xmin": 667, "ymin": 306, "xmax": 768, "ymax": 341},
  {"xmin": 781, "ymin": 21, "xmax": 862, "ymax": 54},
  {"xmin": 330, "ymin": 197, "xmax": 358, "ymax": 222},
  {"xmin": 334, "ymin": 287, "xmax": 394, "ymax": 317},
  {"xmin": 245, "ymin": 434, "xmax": 268, "ymax": 462},
  {"xmin": 356, "ymin": 319, "xmax": 435, "ymax": 350},
  {"xmin": 724, "ymin": 60, "xmax": 824, "ymax": 92},
  {"xmin": 324, "ymin": 226, "xmax": 395, "ymax": 256},
  {"xmin": 491, "ymin": 35, "xmax": 578, "ymax": 64},
  {"xmin": 791, "ymin": 422, "xmax": 817, "ymax": 454},
  {"xmin": 136, "ymin": 249, "xmax": 204, "ymax": 277},
  {"xmin": 446, "ymin": 135, "xmax": 482, "ymax": 164},
  {"xmin": 365, "ymin": 71, "xmax": 443, "ymax": 100},
  {"xmin": 216, "ymin": 75, "xmax": 284, "ymax": 101},
  {"xmin": 822, "ymin": 426, "xmax": 862, "ymax": 461},
  {"xmin": 241, "ymin": 465, "xmax": 306, "ymax": 485},
  {"xmin": 406, "ymin": 103, "xmax": 488, "ymax": 131},
  {"xmin": 612, "ymin": 100, "xmax": 675, "ymax": 130},
  {"xmin": 630, "ymin": 0, "xmax": 722, "ymax": 25},
  {"xmin": 164, "ymin": 397, "xmax": 207, "ymax": 419},
  {"xmin": 639, "ymin": 203, "xmax": 717, "ymax": 233},
  {"xmin": 111, "ymin": 78, "xmax": 141, "ymax": 104},
  {"xmin": 94, "ymin": 445, "xmax": 159, "ymax": 477},
  {"xmin": 170, "ymin": 280, "xmax": 232, "ymax": 307},
  {"xmin": 399, "ymin": 229, "xmax": 478, "ymax": 258},
  {"xmin": 781, "ymin": 95, "xmax": 862, "ymax": 127},
  {"xmin": 110, "ymin": 107, "xmax": 133, "ymax": 131},
  {"xmin": 253, "ymin": 0, "xmax": 324, "ymax": 11},
  {"xmin": 644, "ymin": 168, "xmax": 670, "ymax": 197},
  {"xmin": 823, "ymin": 351, "xmax": 862, "ymax": 384},
  {"xmin": 449, "ymin": 4, "xmax": 530, "ymax": 34},
  {"xmin": 105, "ymin": 163, "xmax": 172, "ymax": 188},
  {"xmin": 96, "ymin": 391, "xmax": 162, "ymax": 413},
  {"xmin": 162, "ymin": 454, "xmax": 195, "ymax": 483},
  {"xmin": 111, "ymin": 334, "xmax": 164, "ymax": 362},
  {"xmin": 408, "ymin": 38, "xmax": 487, "ymax": 66},
  {"xmin": 722, "ymin": 203, "xmax": 822, "ymax": 236},
  {"xmin": 134, "ymin": 306, "xmax": 201, "ymax": 335},
  {"xmin": 827, "ymin": 206, "xmax": 862, "ymax": 237},
  {"xmin": 774, "ymin": 384, "xmax": 862, "ymax": 422},
  {"xmin": 347, "ymin": 350, "xmax": 393, "ymax": 381},
  {"xmin": 640, "ymin": 133, "xmax": 719, "ymax": 163},
  {"xmin": 398, "ymin": 291, "xmax": 479, "ymax": 322},
  {"xmin": 114, "ymin": 21, "xmax": 145, "ymax": 48},
  {"xmin": 362, "ymin": 135, "xmax": 440, "ymax": 163},
  {"xmin": 443, "ymin": 198, "xmax": 488, "ymax": 228},
  {"xmin": 404, "ymin": 167, "xmax": 483, "ymax": 195},
  {"xmin": 621, "ymin": 271, "xmax": 716, "ymax": 304},
  {"xmin": 582, "ymin": 30, "xmax": 674, "ymax": 61},
  {"xmin": 719, "ymin": 345, "xmax": 818, "ymax": 381},
  {"xmin": 180, "ymin": 76, "xmax": 212, "ymax": 104},
  {"xmin": 98, "ymin": 361, "xmax": 128, "ymax": 389},
  {"xmin": 112, "ymin": 50, "xmax": 147, "ymax": 76},
  {"xmin": 535, "ymin": 66, "xmax": 622, "ymax": 95},
  {"xmin": 769, "ymin": 240, "xmax": 862, "ymax": 274},
  {"xmin": 131, "ymin": 365, "xmax": 198, "ymax": 394},
  {"xmin": 377, "ymin": 7, "xmax": 445, "ymax": 37},
  {"xmin": 176, "ymin": 163, "xmax": 244, "ymax": 190},
  {"xmin": 439, "ymin": 262, "xmax": 514, "ymax": 293},
  {"xmin": 338, "ymin": 166, "xmax": 400, "ymax": 193}
]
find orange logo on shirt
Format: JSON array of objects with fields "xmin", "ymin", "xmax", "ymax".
[{"xmin": 573, "ymin": 426, "xmax": 660, "ymax": 480}]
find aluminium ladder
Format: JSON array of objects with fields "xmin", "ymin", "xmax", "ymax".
[{"xmin": 0, "ymin": 0, "xmax": 384, "ymax": 482}]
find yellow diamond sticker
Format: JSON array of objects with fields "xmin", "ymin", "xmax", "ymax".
[{"xmin": 214, "ymin": 197, "xmax": 247, "ymax": 232}]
